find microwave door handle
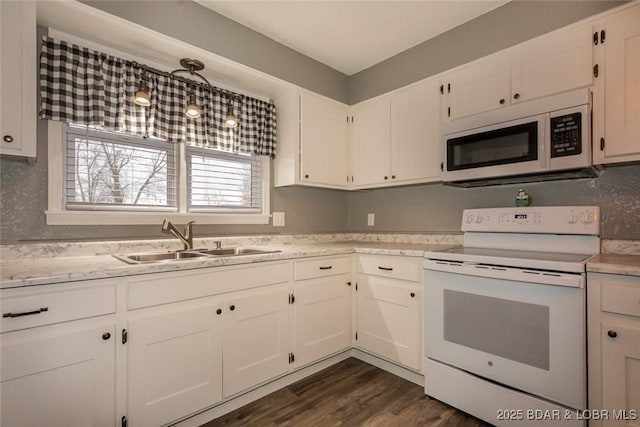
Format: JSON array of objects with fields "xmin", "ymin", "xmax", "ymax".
[{"xmin": 539, "ymin": 117, "xmax": 548, "ymax": 170}]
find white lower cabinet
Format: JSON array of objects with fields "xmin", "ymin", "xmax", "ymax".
[
  {"xmin": 1, "ymin": 324, "xmax": 116, "ymax": 427},
  {"xmin": 0, "ymin": 280, "xmax": 117, "ymax": 427},
  {"xmin": 223, "ymin": 283, "xmax": 292, "ymax": 397},
  {"xmin": 128, "ymin": 301, "xmax": 223, "ymax": 427},
  {"xmin": 588, "ymin": 272, "xmax": 640, "ymax": 427},
  {"xmin": 355, "ymin": 255, "xmax": 423, "ymax": 371},
  {"xmin": 293, "ymin": 257, "xmax": 353, "ymax": 367}
]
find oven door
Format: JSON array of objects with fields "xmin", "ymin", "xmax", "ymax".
[
  {"xmin": 443, "ymin": 114, "xmax": 547, "ymax": 182},
  {"xmin": 424, "ymin": 260, "xmax": 586, "ymax": 410}
]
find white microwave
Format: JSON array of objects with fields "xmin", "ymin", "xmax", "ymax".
[{"xmin": 442, "ymin": 89, "xmax": 594, "ymax": 186}]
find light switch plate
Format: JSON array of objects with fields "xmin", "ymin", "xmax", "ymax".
[
  {"xmin": 273, "ymin": 212, "xmax": 285, "ymax": 227},
  {"xmin": 367, "ymin": 213, "xmax": 375, "ymax": 227}
]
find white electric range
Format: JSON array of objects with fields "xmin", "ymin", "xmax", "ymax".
[{"xmin": 423, "ymin": 206, "xmax": 600, "ymax": 427}]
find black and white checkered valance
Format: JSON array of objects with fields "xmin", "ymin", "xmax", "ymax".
[{"xmin": 39, "ymin": 37, "xmax": 277, "ymax": 157}]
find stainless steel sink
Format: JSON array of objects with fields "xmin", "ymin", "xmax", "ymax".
[
  {"xmin": 113, "ymin": 251, "xmax": 207, "ymax": 264},
  {"xmin": 196, "ymin": 247, "xmax": 280, "ymax": 256},
  {"xmin": 113, "ymin": 247, "xmax": 280, "ymax": 264}
]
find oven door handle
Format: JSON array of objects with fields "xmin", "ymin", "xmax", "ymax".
[{"xmin": 423, "ymin": 259, "xmax": 584, "ymax": 288}]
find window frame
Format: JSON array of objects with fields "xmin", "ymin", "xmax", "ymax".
[{"xmin": 46, "ymin": 121, "xmax": 271, "ymax": 225}]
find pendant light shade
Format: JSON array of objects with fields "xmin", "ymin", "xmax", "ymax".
[
  {"xmin": 185, "ymin": 88, "xmax": 201, "ymax": 119},
  {"xmin": 134, "ymin": 71, "xmax": 151, "ymax": 107},
  {"xmin": 224, "ymin": 97, "xmax": 238, "ymax": 128}
]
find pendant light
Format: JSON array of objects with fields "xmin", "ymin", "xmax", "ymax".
[
  {"xmin": 224, "ymin": 96, "xmax": 238, "ymax": 128},
  {"xmin": 185, "ymin": 85, "xmax": 201, "ymax": 119},
  {"xmin": 134, "ymin": 68, "xmax": 151, "ymax": 107},
  {"xmin": 132, "ymin": 58, "xmax": 242, "ymax": 127}
]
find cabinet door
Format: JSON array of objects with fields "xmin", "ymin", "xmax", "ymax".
[
  {"xmin": 0, "ymin": 0, "xmax": 36, "ymax": 158},
  {"xmin": 294, "ymin": 273, "xmax": 352, "ymax": 367},
  {"xmin": 350, "ymin": 96, "xmax": 391, "ymax": 187},
  {"xmin": 445, "ymin": 53, "xmax": 510, "ymax": 120},
  {"xmin": 356, "ymin": 274, "xmax": 421, "ymax": 370},
  {"xmin": 224, "ymin": 283, "xmax": 291, "ymax": 397},
  {"xmin": 601, "ymin": 322, "xmax": 640, "ymax": 427},
  {"xmin": 1, "ymin": 325, "xmax": 116, "ymax": 427},
  {"xmin": 510, "ymin": 23, "xmax": 592, "ymax": 103},
  {"xmin": 391, "ymin": 78, "xmax": 442, "ymax": 183},
  {"xmin": 299, "ymin": 93, "xmax": 349, "ymax": 188},
  {"xmin": 602, "ymin": 6, "xmax": 640, "ymax": 159},
  {"xmin": 128, "ymin": 303, "xmax": 223, "ymax": 427}
]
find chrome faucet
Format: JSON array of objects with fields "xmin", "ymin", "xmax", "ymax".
[{"xmin": 161, "ymin": 219, "xmax": 195, "ymax": 250}]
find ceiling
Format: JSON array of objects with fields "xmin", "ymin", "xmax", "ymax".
[{"xmin": 196, "ymin": 1, "xmax": 509, "ymax": 76}]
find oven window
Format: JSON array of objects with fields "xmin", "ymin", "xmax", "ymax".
[
  {"xmin": 447, "ymin": 121, "xmax": 538, "ymax": 171},
  {"xmin": 443, "ymin": 290, "xmax": 550, "ymax": 370}
]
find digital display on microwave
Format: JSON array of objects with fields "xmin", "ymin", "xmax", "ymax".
[
  {"xmin": 514, "ymin": 214, "xmax": 527, "ymax": 219},
  {"xmin": 550, "ymin": 113, "xmax": 582, "ymax": 158}
]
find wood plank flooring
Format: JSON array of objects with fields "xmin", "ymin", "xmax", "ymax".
[{"xmin": 202, "ymin": 358, "xmax": 492, "ymax": 427}]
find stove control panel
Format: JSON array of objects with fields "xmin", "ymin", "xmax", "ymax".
[{"xmin": 461, "ymin": 206, "xmax": 600, "ymax": 235}]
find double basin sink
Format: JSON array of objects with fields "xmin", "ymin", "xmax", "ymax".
[{"xmin": 114, "ymin": 247, "xmax": 280, "ymax": 264}]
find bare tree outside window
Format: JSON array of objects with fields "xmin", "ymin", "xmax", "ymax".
[{"xmin": 66, "ymin": 126, "xmax": 174, "ymax": 208}]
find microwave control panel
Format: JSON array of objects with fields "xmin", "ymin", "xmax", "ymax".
[{"xmin": 550, "ymin": 112, "xmax": 582, "ymax": 158}]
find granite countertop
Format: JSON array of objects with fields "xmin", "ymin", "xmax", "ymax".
[
  {"xmin": 0, "ymin": 241, "xmax": 455, "ymax": 289},
  {"xmin": 587, "ymin": 254, "xmax": 640, "ymax": 277}
]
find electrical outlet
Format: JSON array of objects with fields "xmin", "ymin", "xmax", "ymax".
[
  {"xmin": 367, "ymin": 213, "xmax": 375, "ymax": 227},
  {"xmin": 272, "ymin": 212, "xmax": 285, "ymax": 227}
]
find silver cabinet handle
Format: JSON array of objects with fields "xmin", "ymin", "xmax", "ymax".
[{"xmin": 3, "ymin": 307, "xmax": 49, "ymax": 318}]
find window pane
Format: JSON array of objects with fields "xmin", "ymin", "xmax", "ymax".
[
  {"xmin": 65, "ymin": 125, "xmax": 176, "ymax": 209},
  {"xmin": 188, "ymin": 147, "xmax": 262, "ymax": 210}
]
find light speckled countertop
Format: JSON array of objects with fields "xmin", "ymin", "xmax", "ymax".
[
  {"xmin": 0, "ymin": 241, "xmax": 455, "ymax": 289},
  {"xmin": 587, "ymin": 254, "xmax": 640, "ymax": 277},
  {"xmin": 2, "ymin": 233, "xmax": 638, "ymax": 289}
]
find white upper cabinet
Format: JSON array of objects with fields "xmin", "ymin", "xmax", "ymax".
[
  {"xmin": 445, "ymin": 53, "xmax": 511, "ymax": 120},
  {"xmin": 350, "ymin": 95, "xmax": 391, "ymax": 187},
  {"xmin": 273, "ymin": 90, "xmax": 349, "ymax": 189},
  {"xmin": 510, "ymin": 23, "xmax": 593, "ymax": 104},
  {"xmin": 351, "ymin": 77, "xmax": 443, "ymax": 189},
  {"xmin": 390, "ymin": 78, "xmax": 442, "ymax": 183},
  {"xmin": 443, "ymin": 22, "xmax": 593, "ymax": 120},
  {"xmin": 299, "ymin": 93, "xmax": 349, "ymax": 187},
  {"xmin": 0, "ymin": 0, "xmax": 37, "ymax": 162},
  {"xmin": 593, "ymin": 4, "xmax": 640, "ymax": 164}
]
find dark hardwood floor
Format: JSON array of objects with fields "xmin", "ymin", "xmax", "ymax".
[{"xmin": 202, "ymin": 358, "xmax": 492, "ymax": 427}]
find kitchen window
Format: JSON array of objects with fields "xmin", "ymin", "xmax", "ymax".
[
  {"xmin": 41, "ymin": 35, "xmax": 273, "ymax": 226},
  {"xmin": 47, "ymin": 122, "xmax": 270, "ymax": 225}
]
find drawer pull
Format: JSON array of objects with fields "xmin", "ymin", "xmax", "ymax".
[
  {"xmin": 319, "ymin": 266, "xmax": 333, "ymax": 270},
  {"xmin": 378, "ymin": 266, "xmax": 393, "ymax": 271},
  {"xmin": 607, "ymin": 330, "xmax": 617, "ymax": 338},
  {"xmin": 3, "ymin": 307, "xmax": 49, "ymax": 318}
]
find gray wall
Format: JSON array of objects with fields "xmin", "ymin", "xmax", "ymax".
[{"xmin": 346, "ymin": 164, "xmax": 640, "ymax": 240}]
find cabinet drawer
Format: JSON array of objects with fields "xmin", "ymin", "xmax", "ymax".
[
  {"xmin": 127, "ymin": 262, "xmax": 289, "ymax": 310},
  {"xmin": 1, "ymin": 284, "xmax": 116, "ymax": 332},
  {"xmin": 357, "ymin": 255, "xmax": 422, "ymax": 282},
  {"xmin": 294, "ymin": 256, "xmax": 351, "ymax": 281},
  {"xmin": 601, "ymin": 280, "xmax": 640, "ymax": 318}
]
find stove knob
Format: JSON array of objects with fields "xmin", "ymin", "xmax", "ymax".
[
  {"xmin": 465, "ymin": 215, "xmax": 474, "ymax": 224},
  {"xmin": 581, "ymin": 212, "xmax": 593, "ymax": 225},
  {"xmin": 475, "ymin": 215, "xmax": 483, "ymax": 224},
  {"xmin": 565, "ymin": 214, "xmax": 578, "ymax": 224}
]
